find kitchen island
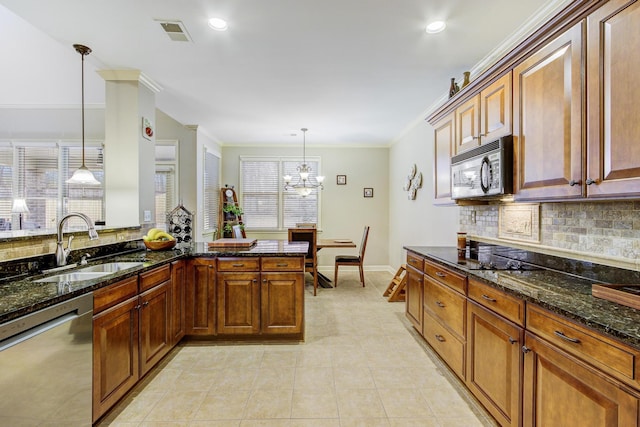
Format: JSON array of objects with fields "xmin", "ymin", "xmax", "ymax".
[{"xmin": 0, "ymin": 239, "xmax": 308, "ymax": 424}]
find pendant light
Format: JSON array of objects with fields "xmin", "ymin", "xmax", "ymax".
[
  {"xmin": 283, "ymin": 128, "xmax": 325, "ymax": 197},
  {"xmin": 66, "ymin": 44, "xmax": 100, "ymax": 185}
]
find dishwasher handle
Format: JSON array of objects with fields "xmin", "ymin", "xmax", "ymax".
[{"xmin": 0, "ymin": 293, "xmax": 93, "ymax": 350}]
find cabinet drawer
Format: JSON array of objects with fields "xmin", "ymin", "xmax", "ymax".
[
  {"xmin": 407, "ymin": 252, "xmax": 424, "ymax": 271},
  {"xmin": 217, "ymin": 257, "xmax": 260, "ymax": 272},
  {"xmin": 93, "ymin": 276, "xmax": 139, "ymax": 314},
  {"xmin": 468, "ymin": 278, "xmax": 524, "ymax": 326},
  {"xmin": 423, "ymin": 310, "xmax": 465, "ymax": 380},
  {"xmin": 527, "ymin": 304, "xmax": 640, "ymax": 383},
  {"xmin": 424, "ymin": 259, "xmax": 467, "ymax": 295},
  {"xmin": 139, "ymin": 264, "xmax": 171, "ymax": 292},
  {"xmin": 424, "ymin": 276, "xmax": 466, "ymax": 338},
  {"xmin": 261, "ymin": 257, "xmax": 304, "ymax": 272}
]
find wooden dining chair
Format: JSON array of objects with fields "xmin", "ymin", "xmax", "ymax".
[
  {"xmin": 288, "ymin": 228, "xmax": 319, "ymax": 295},
  {"xmin": 334, "ymin": 226, "xmax": 370, "ymax": 287}
]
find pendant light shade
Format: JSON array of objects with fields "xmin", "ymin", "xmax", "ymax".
[{"xmin": 67, "ymin": 44, "xmax": 100, "ymax": 186}]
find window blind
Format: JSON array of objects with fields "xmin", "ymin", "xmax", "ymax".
[
  {"xmin": 203, "ymin": 150, "xmax": 220, "ymax": 232},
  {"xmin": 0, "ymin": 144, "xmax": 12, "ymax": 230},
  {"xmin": 155, "ymin": 143, "xmax": 178, "ymax": 226},
  {"xmin": 240, "ymin": 157, "xmax": 320, "ymax": 230}
]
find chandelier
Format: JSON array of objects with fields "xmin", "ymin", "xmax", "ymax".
[{"xmin": 283, "ymin": 128, "xmax": 325, "ymax": 197}]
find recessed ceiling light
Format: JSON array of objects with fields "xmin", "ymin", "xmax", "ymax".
[
  {"xmin": 426, "ymin": 20, "xmax": 446, "ymax": 34},
  {"xmin": 208, "ymin": 17, "xmax": 228, "ymax": 31}
]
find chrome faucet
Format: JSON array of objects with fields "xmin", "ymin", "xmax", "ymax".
[{"xmin": 56, "ymin": 212, "xmax": 99, "ymax": 266}]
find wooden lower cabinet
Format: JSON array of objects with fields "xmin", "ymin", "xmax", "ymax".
[
  {"xmin": 261, "ymin": 272, "xmax": 304, "ymax": 335},
  {"xmin": 170, "ymin": 259, "xmax": 186, "ymax": 345},
  {"xmin": 185, "ymin": 258, "xmax": 216, "ymax": 335},
  {"xmin": 467, "ymin": 301, "xmax": 523, "ymax": 427},
  {"xmin": 405, "ymin": 264, "xmax": 423, "ymax": 331},
  {"xmin": 139, "ymin": 280, "xmax": 171, "ymax": 376},
  {"xmin": 92, "ymin": 296, "xmax": 139, "ymax": 422},
  {"xmin": 217, "ymin": 271, "xmax": 261, "ymax": 335},
  {"xmin": 423, "ymin": 309, "xmax": 465, "ymax": 380},
  {"xmin": 523, "ymin": 332, "xmax": 640, "ymax": 427}
]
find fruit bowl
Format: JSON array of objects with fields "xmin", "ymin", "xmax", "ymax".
[{"xmin": 143, "ymin": 239, "xmax": 176, "ymax": 251}]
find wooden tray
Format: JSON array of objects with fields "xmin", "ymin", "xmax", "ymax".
[
  {"xmin": 592, "ymin": 283, "xmax": 640, "ymax": 310},
  {"xmin": 208, "ymin": 238, "xmax": 257, "ymax": 249}
]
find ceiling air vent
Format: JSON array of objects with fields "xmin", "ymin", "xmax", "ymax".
[{"xmin": 157, "ymin": 20, "xmax": 192, "ymax": 42}]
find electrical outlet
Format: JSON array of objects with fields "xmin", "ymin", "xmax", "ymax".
[
  {"xmin": 470, "ymin": 210, "xmax": 476, "ymax": 224},
  {"xmin": 144, "ymin": 210, "xmax": 151, "ymax": 222}
]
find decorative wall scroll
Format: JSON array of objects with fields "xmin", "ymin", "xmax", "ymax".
[{"xmin": 403, "ymin": 164, "xmax": 423, "ymax": 200}]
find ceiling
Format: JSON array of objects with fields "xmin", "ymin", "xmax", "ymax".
[{"xmin": 0, "ymin": 0, "xmax": 567, "ymax": 147}]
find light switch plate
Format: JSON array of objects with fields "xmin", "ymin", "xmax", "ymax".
[{"xmin": 144, "ymin": 210, "xmax": 151, "ymax": 222}]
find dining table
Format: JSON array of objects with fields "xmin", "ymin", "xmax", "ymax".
[{"xmin": 316, "ymin": 238, "xmax": 356, "ymax": 288}]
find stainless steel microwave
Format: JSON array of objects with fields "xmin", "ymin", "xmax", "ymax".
[{"xmin": 451, "ymin": 136, "xmax": 513, "ymax": 200}]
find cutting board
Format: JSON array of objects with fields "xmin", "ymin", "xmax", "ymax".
[
  {"xmin": 208, "ymin": 238, "xmax": 257, "ymax": 249},
  {"xmin": 592, "ymin": 283, "xmax": 640, "ymax": 310}
]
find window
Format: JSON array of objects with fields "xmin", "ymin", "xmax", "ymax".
[
  {"xmin": 240, "ymin": 156, "xmax": 321, "ymax": 230},
  {"xmin": 203, "ymin": 149, "xmax": 220, "ymax": 233},
  {"xmin": 0, "ymin": 141, "xmax": 104, "ymax": 231},
  {"xmin": 155, "ymin": 143, "xmax": 178, "ymax": 226}
]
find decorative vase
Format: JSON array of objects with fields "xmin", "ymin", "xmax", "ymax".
[
  {"xmin": 449, "ymin": 78, "xmax": 457, "ymax": 98},
  {"xmin": 461, "ymin": 71, "xmax": 471, "ymax": 89}
]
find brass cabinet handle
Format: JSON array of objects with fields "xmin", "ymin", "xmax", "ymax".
[
  {"xmin": 585, "ymin": 178, "xmax": 596, "ymax": 185},
  {"xmin": 232, "ymin": 263, "xmax": 244, "ymax": 267},
  {"xmin": 435, "ymin": 272, "xmax": 446, "ymax": 278},
  {"xmin": 435, "ymin": 334, "xmax": 446, "ymax": 342},
  {"xmin": 435, "ymin": 301, "xmax": 446, "ymax": 308},
  {"xmin": 481, "ymin": 294, "xmax": 497, "ymax": 303},
  {"xmin": 554, "ymin": 330, "xmax": 581, "ymax": 344},
  {"xmin": 569, "ymin": 180, "xmax": 580, "ymax": 186}
]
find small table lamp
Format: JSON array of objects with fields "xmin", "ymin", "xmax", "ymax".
[{"xmin": 11, "ymin": 198, "xmax": 29, "ymax": 230}]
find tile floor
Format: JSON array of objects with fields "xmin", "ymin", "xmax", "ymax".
[{"xmin": 97, "ymin": 270, "xmax": 498, "ymax": 426}]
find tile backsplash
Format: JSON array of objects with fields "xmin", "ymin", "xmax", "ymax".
[{"xmin": 460, "ymin": 201, "xmax": 640, "ymax": 265}]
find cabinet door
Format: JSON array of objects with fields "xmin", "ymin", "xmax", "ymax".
[
  {"xmin": 261, "ymin": 272, "xmax": 304, "ymax": 335},
  {"xmin": 480, "ymin": 72, "xmax": 512, "ymax": 143},
  {"xmin": 513, "ymin": 22, "xmax": 584, "ymax": 200},
  {"xmin": 586, "ymin": 0, "xmax": 640, "ymax": 198},
  {"xmin": 455, "ymin": 94, "xmax": 481, "ymax": 154},
  {"xmin": 92, "ymin": 297, "xmax": 139, "ymax": 422},
  {"xmin": 217, "ymin": 272, "xmax": 260, "ymax": 335},
  {"xmin": 405, "ymin": 265, "xmax": 423, "ymax": 332},
  {"xmin": 433, "ymin": 112, "xmax": 455, "ymax": 204},
  {"xmin": 170, "ymin": 260, "xmax": 186, "ymax": 345},
  {"xmin": 523, "ymin": 332, "xmax": 640, "ymax": 427},
  {"xmin": 139, "ymin": 280, "xmax": 171, "ymax": 376},
  {"xmin": 185, "ymin": 258, "xmax": 216, "ymax": 335},
  {"xmin": 467, "ymin": 302, "xmax": 522, "ymax": 427}
]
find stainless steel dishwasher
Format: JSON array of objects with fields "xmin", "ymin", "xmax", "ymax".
[{"xmin": 0, "ymin": 293, "xmax": 93, "ymax": 426}]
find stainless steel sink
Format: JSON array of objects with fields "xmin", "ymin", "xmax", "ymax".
[
  {"xmin": 77, "ymin": 262, "xmax": 143, "ymax": 273},
  {"xmin": 34, "ymin": 271, "xmax": 113, "ymax": 283},
  {"xmin": 33, "ymin": 262, "xmax": 143, "ymax": 283}
]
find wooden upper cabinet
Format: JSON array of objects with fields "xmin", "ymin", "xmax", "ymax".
[
  {"xmin": 480, "ymin": 72, "xmax": 512, "ymax": 143},
  {"xmin": 455, "ymin": 94, "xmax": 481, "ymax": 153},
  {"xmin": 455, "ymin": 73, "xmax": 512, "ymax": 154},
  {"xmin": 513, "ymin": 21, "xmax": 584, "ymax": 201},
  {"xmin": 586, "ymin": 0, "xmax": 640, "ymax": 198},
  {"xmin": 433, "ymin": 112, "xmax": 455, "ymax": 204}
]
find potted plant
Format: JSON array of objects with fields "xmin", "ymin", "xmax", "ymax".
[{"xmin": 223, "ymin": 203, "xmax": 243, "ymax": 220}]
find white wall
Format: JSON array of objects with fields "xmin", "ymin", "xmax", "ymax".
[
  {"xmin": 221, "ymin": 145, "xmax": 389, "ymax": 269},
  {"xmin": 388, "ymin": 120, "xmax": 460, "ymax": 268}
]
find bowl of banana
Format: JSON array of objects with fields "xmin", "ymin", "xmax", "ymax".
[{"xmin": 142, "ymin": 228, "xmax": 177, "ymax": 251}]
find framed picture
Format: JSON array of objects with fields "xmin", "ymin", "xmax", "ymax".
[
  {"xmin": 363, "ymin": 188, "xmax": 374, "ymax": 198},
  {"xmin": 336, "ymin": 175, "xmax": 347, "ymax": 185}
]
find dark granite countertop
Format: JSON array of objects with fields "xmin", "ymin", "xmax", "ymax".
[
  {"xmin": 0, "ymin": 240, "xmax": 307, "ymax": 325},
  {"xmin": 404, "ymin": 246, "xmax": 640, "ymax": 350}
]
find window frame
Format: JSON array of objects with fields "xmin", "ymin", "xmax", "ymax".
[{"xmin": 239, "ymin": 155, "xmax": 323, "ymax": 232}]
